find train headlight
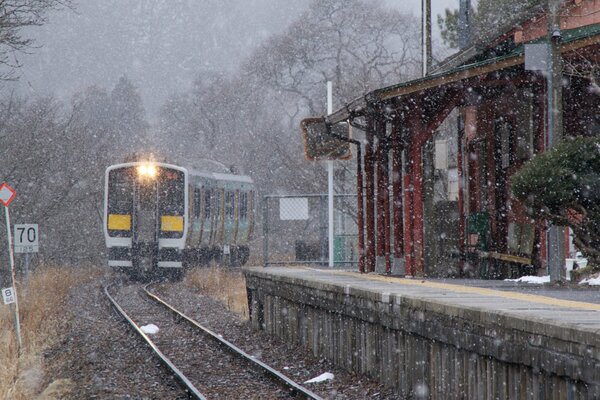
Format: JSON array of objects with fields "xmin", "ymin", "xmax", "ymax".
[{"xmin": 137, "ymin": 163, "xmax": 158, "ymax": 179}]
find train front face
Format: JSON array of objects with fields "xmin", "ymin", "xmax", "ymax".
[{"xmin": 104, "ymin": 162, "xmax": 188, "ymax": 273}]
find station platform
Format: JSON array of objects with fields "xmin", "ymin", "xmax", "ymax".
[{"xmin": 244, "ymin": 266, "xmax": 600, "ymax": 399}]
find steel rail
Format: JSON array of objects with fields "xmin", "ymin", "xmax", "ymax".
[
  {"xmin": 144, "ymin": 283, "xmax": 324, "ymax": 400},
  {"xmin": 104, "ymin": 284, "xmax": 207, "ymax": 400}
]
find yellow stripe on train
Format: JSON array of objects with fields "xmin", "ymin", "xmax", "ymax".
[
  {"xmin": 161, "ymin": 215, "xmax": 184, "ymax": 231},
  {"xmin": 108, "ymin": 214, "xmax": 131, "ymax": 230}
]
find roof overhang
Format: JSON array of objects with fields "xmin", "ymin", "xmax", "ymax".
[{"xmin": 325, "ymin": 23, "xmax": 600, "ymax": 125}]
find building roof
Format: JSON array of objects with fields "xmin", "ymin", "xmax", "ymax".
[{"xmin": 326, "ymin": 22, "xmax": 600, "ymax": 125}]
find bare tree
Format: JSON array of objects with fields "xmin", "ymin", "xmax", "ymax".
[
  {"xmin": 0, "ymin": 0, "xmax": 71, "ymax": 79},
  {"xmin": 158, "ymin": 0, "xmax": 420, "ymax": 195}
]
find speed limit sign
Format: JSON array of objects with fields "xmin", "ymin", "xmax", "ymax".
[
  {"xmin": 14, "ymin": 224, "xmax": 38, "ymax": 253},
  {"xmin": 2, "ymin": 287, "xmax": 15, "ymax": 304}
]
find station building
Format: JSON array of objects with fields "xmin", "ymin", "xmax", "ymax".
[{"xmin": 304, "ymin": 0, "xmax": 600, "ymax": 278}]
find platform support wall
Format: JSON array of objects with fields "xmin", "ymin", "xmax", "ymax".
[{"xmin": 245, "ymin": 269, "xmax": 599, "ymax": 399}]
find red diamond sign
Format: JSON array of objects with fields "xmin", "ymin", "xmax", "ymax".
[{"xmin": 0, "ymin": 182, "xmax": 16, "ymax": 207}]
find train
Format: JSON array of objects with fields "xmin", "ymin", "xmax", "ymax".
[{"xmin": 103, "ymin": 159, "xmax": 255, "ymax": 280}]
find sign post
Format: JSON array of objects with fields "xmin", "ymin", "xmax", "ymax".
[
  {"xmin": 14, "ymin": 223, "xmax": 39, "ymax": 279},
  {"xmin": 0, "ymin": 182, "xmax": 22, "ymax": 352}
]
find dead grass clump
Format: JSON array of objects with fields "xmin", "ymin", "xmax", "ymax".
[
  {"xmin": 0, "ymin": 265, "xmax": 102, "ymax": 400},
  {"xmin": 185, "ymin": 267, "xmax": 249, "ymax": 320}
]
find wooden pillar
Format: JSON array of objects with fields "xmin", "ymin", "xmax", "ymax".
[
  {"xmin": 403, "ymin": 145, "xmax": 414, "ymax": 275},
  {"xmin": 457, "ymin": 114, "xmax": 466, "ymax": 257},
  {"xmin": 356, "ymin": 138, "xmax": 366, "ymax": 273},
  {"xmin": 381, "ymin": 128, "xmax": 392, "ymax": 274},
  {"xmin": 391, "ymin": 121, "xmax": 404, "ymax": 271},
  {"xmin": 411, "ymin": 139, "xmax": 425, "ymax": 275},
  {"xmin": 365, "ymin": 116, "xmax": 376, "ymax": 272},
  {"xmin": 376, "ymin": 120, "xmax": 386, "ymax": 271}
]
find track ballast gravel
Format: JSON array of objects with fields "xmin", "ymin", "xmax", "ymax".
[{"xmin": 41, "ymin": 273, "xmax": 397, "ymax": 399}]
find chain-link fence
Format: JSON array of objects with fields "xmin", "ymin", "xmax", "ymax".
[{"xmin": 262, "ymin": 194, "xmax": 358, "ymax": 267}]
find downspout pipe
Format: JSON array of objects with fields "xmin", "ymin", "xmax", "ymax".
[{"xmin": 326, "ymin": 124, "xmax": 365, "ymax": 273}]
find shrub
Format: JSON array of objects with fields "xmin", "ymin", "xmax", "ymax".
[{"xmin": 512, "ymin": 136, "xmax": 600, "ymax": 271}]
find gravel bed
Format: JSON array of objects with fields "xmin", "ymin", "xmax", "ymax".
[
  {"xmin": 41, "ymin": 277, "xmax": 185, "ymax": 399},
  {"xmin": 39, "ymin": 274, "xmax": 396, "ymax": 399},
  {"xmin": 111, "ymin": 284, "xmax": 295, "ymax": 399},
  {"xmin": 153, "ymin": 281, "xmax": 397, "ymax": 399}
]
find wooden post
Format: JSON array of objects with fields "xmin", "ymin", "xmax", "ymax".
[
  {"xmin": 365, "ymin": 116, "xmax": 376, "ymax": 272},
  {"xmin": 403, "ymin": 147, "xmax": 414, "ymax": 276},
  {"xmin": 382, "ymin": 130, "xmax": 392, "ymax": 274},
  {"xmin": 411, "ymin": 140, "xmax": 425, "ymax": 276},
  {"xmin": 457, "ymin": 115, "xmax": 466, "ymax": 258},
  {"xmin": 376, "ymin": 120, "xmax": 386, "ymax": 272},
  {"xmin": 356, "ymin": 142, "xmax": 365, "ymax": 273},
  {"xmin": 392, "ymin": 120, "xmax": 405, "ymax": 273}
]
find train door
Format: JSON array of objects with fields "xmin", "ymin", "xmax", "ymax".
[{"xmin": 133, "ymin": 175, "xmax": 159, "ymax": 270}]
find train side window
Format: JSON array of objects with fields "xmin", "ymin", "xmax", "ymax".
[
  {"xmin": 194, "ymin": 188, "xmax": 201, "ymax": 218},
  {"xmin": 239, "ymin": 192, "xmax": 248, "ymax": 220},
  {"xmin": 204, "ymin": 189, "xmax": 212, "ymax": 219},
  {"xmin": 225, "ymin": 191, "xmax": 235, "ymax": 218}
]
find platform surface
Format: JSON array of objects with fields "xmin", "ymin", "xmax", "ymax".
[{"xmin": 246, "ymin": 266, "xmax": 600, "ymax": 334}]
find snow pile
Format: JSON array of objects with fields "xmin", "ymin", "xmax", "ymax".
[
  {"xmin": 504, "ymin": 275, "xmax": 550, "ymax": 284},
  {"xmin": 579, "ymin": 276, "xmax": 600, "ymax": 286},
  {"xmin": 304, "ymin": 372, "xmax": 334, "ymax": 384},
  {"xmin": 140, "ymin": 324, "xmax": 159, "ymax": 334}
]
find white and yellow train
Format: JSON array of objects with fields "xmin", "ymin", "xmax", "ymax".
[{"xmin": 103, "ymin": 160, "xmax": 254, "ymax": 280}]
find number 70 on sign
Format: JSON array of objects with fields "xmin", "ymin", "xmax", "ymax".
[{"xmin": 14, "ymin": 224, "xmax": 38, "ymax": 253}]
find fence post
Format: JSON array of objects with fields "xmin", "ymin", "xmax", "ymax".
[{"xmin": 319, "ymin": 195, "xmax": 328, "ymax": 265}]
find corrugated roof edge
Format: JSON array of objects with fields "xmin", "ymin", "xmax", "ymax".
[
  {"xmin": 430, "ymin": 2, "xmax": 548, "ymax": 75},
  {"xmin": 325, "ymin": 22, "xmax": 600, "ymax": 124}
]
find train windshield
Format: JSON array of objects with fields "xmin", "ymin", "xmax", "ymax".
[
  {"xmin": 106, "ymin": 168, "xmax": 134, "ymax": 237},
  {"xmin": 107, "ymin": 168, "xmax": 133, "ymax": 214},
  {"xmin": 158, "ymin": 168, "xmax": 185, "ymax": 215},
  {"xmin": 107, "ymin": 165, "xmax": 185, "ymax": 237}
]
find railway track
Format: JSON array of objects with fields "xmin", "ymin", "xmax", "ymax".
[{"xmin": 105, "ymin": 281, "xmax": 323, "ymax": 399}]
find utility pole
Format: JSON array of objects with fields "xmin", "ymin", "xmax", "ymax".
[
  {"xmin": 459, "ymin": 0, "xmax": 472, "ymax": 50},
  {"xmin": 422, "ymin": 0, "xmax": 432, "ymax": 76},
  {"xmin": 546, "ymin": 0, "xmax": 565, "ymax": 282},
  {"xmin": 327, "ymin": 81, "xmax": 334, "ymax": 268}
]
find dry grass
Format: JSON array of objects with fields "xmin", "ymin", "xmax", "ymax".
[
  {"xmin": 0, "ymin": 265, "xmax": 102, "ymax": 400},
  {"xmin": 185, "ymin": 267, "xmax": 249, "ymax": 320}
]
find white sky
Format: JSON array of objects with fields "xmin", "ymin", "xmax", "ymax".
[{"xmin": 9, "ymin": 0, "xmax": 462, "ymax": 116}]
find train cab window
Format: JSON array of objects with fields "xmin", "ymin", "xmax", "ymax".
[
  {"xmin": 204, "ymin": 189, "xmax": 212, "ymax": 219},
  {"xmin": 158, "ymin": 168, "xmax": 185, "ymax": 215},
  {"xmin": 108, "ymin": 169, "xmax": 133, "ymax": 214},
  {"xmin": 225, "ymin": 191, "xmax": 235, "ymax": 218},
  {"xmin": 239, "ymin": 192, "xmax": 248, "ymax": 220},
  {"xmin": 194, "ymin": 188, "xmax": 201, "ymax": 218}
]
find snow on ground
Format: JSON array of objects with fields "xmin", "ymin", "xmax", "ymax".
[
  {"xmin": 504, "ymin": 276, "xmax": 550, "ymax": 284},
  {"xmin": 579, "ymin": 276, "xmax": 600, "ymax": 286},
  {"xmin": 304, "ymin": 372, "xmax": 334, "ymax": 384},
  {"xmin": 140, "ymin": 324, "xmax": 159, "ymax": 334}
]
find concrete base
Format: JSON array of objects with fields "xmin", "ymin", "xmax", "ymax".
[
  {"xmin": 392, "ymin": 257, "xmax": 405, "ymax": 276},
  {"xmin": 245, "ymin": 267, "xmax": 600, "ymax": 399},
  {"xmin": 375, "ymin": 256, "xmax": 386, "ymax": 273}
]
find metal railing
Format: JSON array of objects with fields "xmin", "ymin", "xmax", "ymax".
[{"xmin": 262, "ymin": 194, "xmax": 358, "ymax": 267}]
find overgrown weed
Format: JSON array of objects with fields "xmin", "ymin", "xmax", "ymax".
[
  {"xmin": 185, "ymin": 266, "xmax": 249, "ymax": 320},
  {"xmin": 0, "ymin": 265, "xmax": 102, "ymax": 400}
]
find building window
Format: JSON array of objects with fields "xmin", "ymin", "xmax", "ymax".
[
  {"xmin": 225, "ymin": 191, "xmax": 235, "ymax": 218},
  {"xmin": 194, "ymin": 188, "xmax": 201, "ymax": 218},
  {"xmin": 204, "ymin": 189, "xmax": 212, "ymax": 219},
  {"xmin": 239, "ymin": 192, "xmax": 248, "ymax": 220}
]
